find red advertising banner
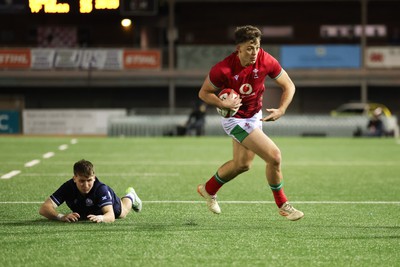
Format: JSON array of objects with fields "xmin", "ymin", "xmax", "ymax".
[
  {"xmin": 0, "ymin": 49, "xmax": 31, "ymax": 69},
  {"xmin": 123, "ymin": 50, "xmax": 161, "ymax": 69}
]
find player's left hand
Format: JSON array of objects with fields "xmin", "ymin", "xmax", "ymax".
[
  {"xmin": 261, "ymin": 108, "xmax": 284, "ymax": 122},
  {"xmin": 87, "ymin": 214, "xmax": 104, "ymax": 223}
]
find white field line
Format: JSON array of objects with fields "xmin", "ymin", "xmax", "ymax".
[
  {"xmin": 0, "ymin": 140, "xmax": 76, "ymax": 179},
  {"xmin": 4, "ymin": 160, "xmax": 399, "ymax": 166},
  {"xmin": 145, "ymin": 200, "xmax": 400, "ymax": 204},
  {"xmin": 43, "ymin": 152, "xmax": 55, "ymax": 159},
  {"xmin": 1, "ymin": 170, "xmax": 21, "ymax": 179},
  {"xmin": 1, "ymin": 201, "xmax": 399, "ymax": 205},
  {"xmin": 58, "ymin": 144, "xmax": 68, "ymax": 151},
  {"xmin": 16, "ymin": 172, "xmax": 180, "ymax": 177},
  {"xmin": 24, "ymin": 159, "xmax": 40, "ymax": 167}
]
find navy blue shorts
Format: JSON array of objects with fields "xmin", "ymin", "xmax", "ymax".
[{"xmin": 113, "ymin": 197, "xmax": 122, "ymax": 218}]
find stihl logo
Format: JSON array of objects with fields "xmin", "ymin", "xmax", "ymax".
[{"xmin": 369, "ymin": 53, "xmax": 384, "ymax": 62}]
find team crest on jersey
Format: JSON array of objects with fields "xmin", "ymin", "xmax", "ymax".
[
  {"xmin": 253, "ymin": 69, "xmax": 259, "ymax": 79},
  {"xmin": 234, "ymin": 75, "xmax": 239, "ymax": 80},
  {"xmin": 86, "ymin": 198, "xmax": 94, "ymax": 206},
  {"xmin": 239, "ymin": 83, "xmax": 253, "ymax": 95}
]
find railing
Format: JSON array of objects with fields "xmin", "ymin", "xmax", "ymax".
[{"xmin": 107, "ymin": 115, "xmax": 399, "ymax": 137}]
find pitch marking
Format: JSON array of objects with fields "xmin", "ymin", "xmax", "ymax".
[
  {"xmin": 58, "ymin": 144, "xmax": 68, "ymax": 151},
  {"xmin": 43, "ymin": 152, "xmax": 55, "ymax": 159},
  {"xmin": 144, "ymin": 200, "xmax": 400, "ymax": 204},
  {"xmin": 1, "ymin": 170, "xmax": 21, "ymax": 179},
  {"xmin": 1, "ymin": 139, "xmax": 76, "ymax": 180},
  {"xmin": 24, "ymin": 159, "xmax": 40, "ymax": 167},
  {"xmin": 1, "ymin": 200, "xmax": 399, "ymax": 205}
]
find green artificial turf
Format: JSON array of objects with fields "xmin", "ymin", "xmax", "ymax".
[{"xmin": 1, "ymin": 136, "xmax": 399, "ymax": 266}]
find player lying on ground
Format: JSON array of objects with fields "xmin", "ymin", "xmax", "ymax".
[{"xmin": 39, "ymin": 159, "xmax": 142, "ymax": 223}]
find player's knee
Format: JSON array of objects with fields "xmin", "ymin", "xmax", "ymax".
[
  {"xmin": 269, "ymin": 149, "xmax": 282, "ymax": 166},
  {"xmin": 119, "ymin": 207, "xmax": 129, "ymax": 218}
]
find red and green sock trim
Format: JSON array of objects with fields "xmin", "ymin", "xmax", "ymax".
[
  {"xmin": 269, "ymin": 182, "xmax": 288, "ymax": 208},
  {"xmin": 205, "ymin": 172, "xmax": 226, "ymax": 195}
]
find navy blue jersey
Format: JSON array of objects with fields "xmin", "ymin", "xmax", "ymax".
[{"xmin": 50, "ymin": 177, "xmax": 122, "ymax": 219}]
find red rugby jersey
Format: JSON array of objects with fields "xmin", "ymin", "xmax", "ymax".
[{"xmin": 209, "ymin": 48, "xmax": 282, "ymax": 118}]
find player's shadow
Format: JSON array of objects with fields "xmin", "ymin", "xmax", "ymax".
[
  {"xmin": 0, "ymin": 218, "xmax": 100, "ymax": 226},
  {"xmin": 1, "ymin": 219, "xmax": 48, "ymax": 226}
]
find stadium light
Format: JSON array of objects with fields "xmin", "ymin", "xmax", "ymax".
[{"xmin": 121, "ymin": 18, "xmax": 132, "ymax": 28}]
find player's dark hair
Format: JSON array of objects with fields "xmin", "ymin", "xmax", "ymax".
[
  {"xmin": 74, "ymin": 159, "xmax": 95, "ymax": 177},
  {"xmin": 234, "ymin": 25, "xmax": 262, "ymax": 45}
]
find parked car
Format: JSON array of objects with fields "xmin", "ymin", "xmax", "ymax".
[
  {"xmin": 331, "ymin": 102, "xmax": 398, "ymax": 137},
  {"xmin": 330, "ymin": 102, "xmax": 392, "ymax": 117}
]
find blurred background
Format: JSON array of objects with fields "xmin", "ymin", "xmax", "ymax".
[{"xmin": 0, "ymin": 0, "xmax": 399, "ymax": 137}]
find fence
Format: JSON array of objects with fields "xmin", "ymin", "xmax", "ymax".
[{"xmin": 108, "ymin": 115, "xmax": 398, "ymax": 137}]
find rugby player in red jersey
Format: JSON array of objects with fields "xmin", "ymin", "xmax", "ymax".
[{"xmin": 197, "ymin": 25, "xmax": 304, "ymax": 221}]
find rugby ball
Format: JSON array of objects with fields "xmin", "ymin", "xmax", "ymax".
[{"xmin": 216, "ymin": 89, "xmax": 240, "ymax": 118}]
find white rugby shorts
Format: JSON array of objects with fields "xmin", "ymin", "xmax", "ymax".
[{"xmin": 221, "ymin": 110, "xmax": 262, "ymax": 143}]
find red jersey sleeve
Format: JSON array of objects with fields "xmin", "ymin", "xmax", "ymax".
[
  {"xmin": 262, "ymin": 50, "xmax": 282, "ymax": 79},
  {"xmin": 208, "ymin": 53, "xmax": 237, "ymax": 89}
]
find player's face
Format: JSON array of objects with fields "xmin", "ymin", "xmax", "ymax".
[
  {"xmin": 237, "ymin": 39, "xmax": 260, "ymax": 67},
  {"xmin": 73, "ymin": 174, "xmax": 96, "ymax": 195}
]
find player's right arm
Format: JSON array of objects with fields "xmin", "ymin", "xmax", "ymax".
[
  {"xmin": 198, "ymin": 76, "xmax": 241, "ymax": 110},
  {"xmin": 39, "ymin": 197, "xmax": 80, "ymax": 222}
]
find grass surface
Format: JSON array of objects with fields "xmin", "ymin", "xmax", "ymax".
[{"xmin": 0, "ymin": 136, "xmax": 399, "ymax": 266}]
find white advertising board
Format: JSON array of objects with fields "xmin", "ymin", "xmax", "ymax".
[
  {"xmin": 23, "ymin": 109, "xmax": 126, "ymax": 135},
  {"xmin": 366, "ymin": 47, "xmax": 400, "ymax": 68}
]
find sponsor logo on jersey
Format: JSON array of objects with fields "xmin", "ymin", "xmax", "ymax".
[{"xmin": 239, "ymin": 83, "xmax": 253, "ymax": 95}]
